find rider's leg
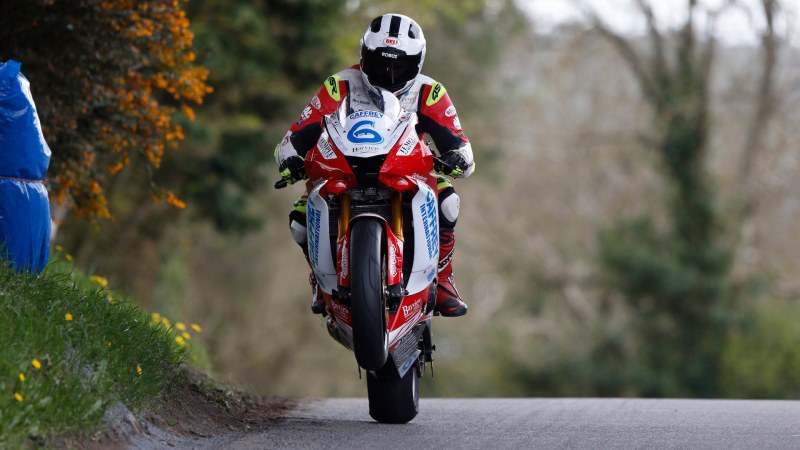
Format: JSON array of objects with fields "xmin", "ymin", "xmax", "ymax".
[
  {"xmin": 288, "ymin": 194, "xmax": 326, "ymax": 315},
  {"xmin": 435, "ymin": 177, "xmax": 468, "ymax": 317}
]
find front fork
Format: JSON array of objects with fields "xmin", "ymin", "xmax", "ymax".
[{"xmin": 334, "ymin": 192, "xmax": 406, "ymax": 311}]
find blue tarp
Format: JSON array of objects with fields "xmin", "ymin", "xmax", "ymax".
[{"xmin": 0, "ymin": 60, "xmax": 52, "ymax": 273}]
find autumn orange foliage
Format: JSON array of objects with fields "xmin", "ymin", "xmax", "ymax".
[{"xmin": 1, "ymin": 0, "xmax": 212, "ymax": 220}]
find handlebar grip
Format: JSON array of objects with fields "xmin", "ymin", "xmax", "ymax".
[
  {"xmin": 274, "ymin": 179, "xmax": 288, "ymax": 190},
  {"xmin": 433, "ymin": 156, "xmax": 455, "ymax": 173}
]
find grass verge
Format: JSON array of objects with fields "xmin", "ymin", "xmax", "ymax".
[{"xmin": 0, "ymin": 255, "xmax": 189, "ymax": 447}]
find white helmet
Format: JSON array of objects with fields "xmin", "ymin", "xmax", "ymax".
[{"xmin": 360, "ymin": 14, "xmax": 426, "ymax": 96}]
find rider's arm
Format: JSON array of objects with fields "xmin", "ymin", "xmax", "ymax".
[
  {"xmin": 274, "ymin": 74, "xmax": 350, "ymax": 167},
  {"xmin": 416, "ymin": 81, "xmax": 475, "ymax": 178}
]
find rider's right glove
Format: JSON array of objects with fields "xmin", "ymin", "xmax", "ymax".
[{"xmin": 279, "ymin": 155, "xmax": 307, "ymax": 184}]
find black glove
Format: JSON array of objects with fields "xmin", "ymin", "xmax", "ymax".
[
  {"xmin": 435, "ymin": 151, "xmax": 468, "ymax": 177},
  {"xmin": 279, "ymin": 155, "xmax": 307, "ymax": 184}
]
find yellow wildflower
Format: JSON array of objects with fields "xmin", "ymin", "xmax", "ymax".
[
  {"xmin": 191, "ymin": 323, "xmax": 202, "ymax": 333},
  {"xmin": 161, "ymin": 317, "xmax": 171, "ymax": 328},
  {"xmin": 65, "ymin": 313, "xmax": 73, "ymax": 321},
  {"xmin": 108, "ymin": 295, "xmax": 116, "ymax": 305},
  {"xmin": 136, "ymin": 365, "xmax": 143, "ymax": 376},
  {"xmin": 151, "ymin": 312, "xmax": 161, "ymax": 323},
  {"xmin": 19, "ymin": 372, "xmax": 25, "ymax": 382},
  {"xmin": 174, "ymin": 336, "xmax": 185, "ymax": 346},
  {"xmin": 91, "ymin": 275, "xmax": 109, "ymax": 287},
  {"xmin": 182, "ymin": 332, "xmax": 191, "ymax": 340},
  {"xmin": 175, "ymin": 322, "xmax": 186, "ymax": 331},
  {"xmin": 55, "ymin": 245, "xmax": 64, "ymax": 252},
  {"xmin": 31, "ymin": 359, "xmax": 41, "ymax": 369},
  {"xmin": 14, "ymin": 393, "xmax": 23, "ymax": 402},
  {"xmin": 66, "ymin": 254, "xmax": 73, "ymax": 261}
]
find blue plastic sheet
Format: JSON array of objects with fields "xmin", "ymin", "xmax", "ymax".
[{"xmin": 0, "ymin": 60, "xmax": 52, "ymax": 273}]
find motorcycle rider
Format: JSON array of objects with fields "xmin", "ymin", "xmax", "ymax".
[{"xmin": 275, "ymin": 13, "xmax": 474, "ymax": 317}]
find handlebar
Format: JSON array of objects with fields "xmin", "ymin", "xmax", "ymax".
[{"xmin": 433, "ymin": 156, "xmax": 455, "ymax": 174}]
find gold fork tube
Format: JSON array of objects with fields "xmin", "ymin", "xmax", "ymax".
[
  {"xmin": 391, "ymin": 192, "xmax": 403, "ymax": 239},
  {"xmin": 338, "ymin": 193, "xmax": 351, "ymax": 239}
]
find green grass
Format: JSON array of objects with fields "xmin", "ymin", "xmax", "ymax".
[{"xmin": 0, "ymin": 254, "xmax": 193, "ymax": 447}]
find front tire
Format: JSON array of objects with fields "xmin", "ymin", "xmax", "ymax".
[
  {"xmin": 350, "ymin": 219, "xmax": 388, "ymax": 371},
  {"xmin": 367, "ymin": 362, "xmax": 420, "ymax": 424}
]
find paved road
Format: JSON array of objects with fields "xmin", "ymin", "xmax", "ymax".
[{"xmin": 219, "ymin": 398, "xmax": 800, "ymax": 449}]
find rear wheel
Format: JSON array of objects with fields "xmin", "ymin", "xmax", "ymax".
[
  {"xmin": 367, "ymin": 361, "xmax": 420, "ymax": 424},
  {"xmin": 350, "ymin": 219, "xmax": 388, "ymax": 371}
]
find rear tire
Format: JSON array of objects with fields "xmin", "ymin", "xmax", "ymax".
[
  {"xmin": 367, "ymin": 362, "xmax": 420, "ymax": 424},
  {"xmin": 350, "ymin": 219, "xmax": 388, "ymax": 371}
]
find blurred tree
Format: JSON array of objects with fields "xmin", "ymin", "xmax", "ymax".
[
  {"xmin": 592, "ymin": 0, "xmax": 781, "ymax": 397},
  {"xmin": 0, "ymin": 0, "xmax": 211, "ymax": 221}
]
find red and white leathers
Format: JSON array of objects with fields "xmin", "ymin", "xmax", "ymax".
[{"xmin": 276, "ymin": 65, "xmax": 474, "ymax": 317}]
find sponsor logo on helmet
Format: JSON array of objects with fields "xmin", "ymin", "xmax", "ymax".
[
  {"xmin": 384, "ymin": 37, "xmax": 400, "ymax": 46},
  {"xmin": 381, "ymin": 52, "xmax": 399, "ymax": 59},
  {"xmin": 445, "ymin": 105, "xmax": 457, "ymax": 117}
]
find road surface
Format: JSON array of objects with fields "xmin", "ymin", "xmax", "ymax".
[{"xmin": 214, "ymin": 398, "xmax": 800, "ymax": 449}]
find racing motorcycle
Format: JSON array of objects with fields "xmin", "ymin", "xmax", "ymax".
[{"xmin": 276, "ymin": 89, "xmax": 445, "ymax": 424}]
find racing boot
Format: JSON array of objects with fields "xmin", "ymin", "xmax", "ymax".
[
  {"xmin": 308, "ymin": 272, "xmax": 326, "ymax": 315},
  {"xmin": 435, "ymin": 228, "xmax": 468, "ymax": 317}
]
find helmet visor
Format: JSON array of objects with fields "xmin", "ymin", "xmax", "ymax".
[{"xmin": 361, "ymin": 47, "xmax": 422, "ymax": 93}]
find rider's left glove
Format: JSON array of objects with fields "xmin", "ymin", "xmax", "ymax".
[
  {"xmin": 279, "ymin": 155, "xmax": 307, "ymax": 184},
  {"xmin": 435, "ymin": 151, "xmax": 469, "ymax": 177}
]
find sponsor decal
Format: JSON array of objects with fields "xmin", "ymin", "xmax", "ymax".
[
  {"xmin": 425, "ymin": 82, "xmax": 447, "ymax": 107},
  {"xmin": 340, "ymin": 237, "xmax": 349, "ymax": 279},
  {"xmin": 347, "ymin": 120, "xmax": 384, "ymax": 144},
  {"xmin": 410, "ymin": 173, "xmax": 428, "ymax": 183},
  {"xmin": 300, "ymin": 105, "xmax": 312, "ymax": 121},
  {"xmin": 401, "ymin": 300, "xmax": 422, "ymax": 318},
  {"xmin": 307, "ymin": 201, "xmax": 322, "ymax": 265},
  {"xmin": 445, "ymin": 105, "xmax": 457, "ymax": 117},
  {"xmin": 400, "ymin": 354, "xmax": 416, "ymax": 375},
  {"xmin": 381, "ymin": 52, "xmax": 399, "ymax": 59},
  {"xmin": 325, "ymin": 75, "xmax": 341, "ymax": 101},
  {"xmin": 332, "ymin": 302, "xmax": 349, "ymax": 317},
  {"xmin": 388, "ymin": 242, "xmax": 397, "ymax": 278},
  {"xmin": 318, "ymin": 136, "xmax": 336, "ymax": 160},
  {"xmin": 348, "ymin": 110, "xmax": 383, "ymax": 120},
  {"xmin": 384, "ymin": 37, "xmax": 400, "ymax": 46},
  {"xmin": 421, "ymin": 190, "xmax": 438, "ymax": 259},
  {"xmin": 311, "ymin": 95, "xmax": 321, "ymax": 110},
  {"xmin": 397, "ymin": 135, "xmax": 417, "ymax": 156},
  {"xmin": 453, "ymin": 117, "xmax": 461, "ymax": 131}
]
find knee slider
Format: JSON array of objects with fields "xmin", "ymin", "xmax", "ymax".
[
  {"xmin": 289, "ymin": 210, "xmax": 307, "ymax": 245},
  {"xmin": 439, "ymin": 189, "xmax": 460, "ymax": 229}
]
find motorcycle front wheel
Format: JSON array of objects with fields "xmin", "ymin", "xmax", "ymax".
[
  {"xmin": 350, "ymin": 219, "xmax": 388, "ymax": 371},
  {"xmin": 367, "ymin": 361, "xmax": 420, "ymax": 424}
]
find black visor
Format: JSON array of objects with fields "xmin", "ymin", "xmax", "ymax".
[{"xmin": 361, "ymin": 47, "xmax": 422, "ymax": 93}]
